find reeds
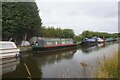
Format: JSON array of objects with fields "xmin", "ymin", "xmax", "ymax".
[{"xmin": 96, "ymin": 52, "xmax": 119, "ymax": 78}]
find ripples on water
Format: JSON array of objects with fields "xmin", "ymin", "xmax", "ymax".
[{"xmin": 1, "ymin": 42, "xmax": 119, "ymax": 78}]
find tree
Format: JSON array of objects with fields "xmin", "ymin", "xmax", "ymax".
[
  {"xmin": 74, "ymin": 30, "xmax": 119, "ymax": 42},
  {"xmin": 63, "ymin": 29, "xmax": 74, "ymax": 38},
  {"xmin": 40, "ymin": 26, "xmax": 75, "ymax": 38},
  {"xmin": 2, "ymin": 2, "xmax": 42, "ymax": 43}
]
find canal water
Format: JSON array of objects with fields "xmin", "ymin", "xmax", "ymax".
[{"xmin": 2, "ymin": 42, "xmax": 118, "ymax": 79}]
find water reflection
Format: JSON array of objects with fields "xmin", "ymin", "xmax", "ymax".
[
  {"xmin": 80, "ymin": 42, "xmax": 116, "ymax": 53},
  {"xmin": 2, "ymin": 42, "xmax": 118, "ymax": 78},
  {"xmin": 2, "ymin": 48, "xmax": 77, "ymax": 79},
  {"xmin": 2, "ymin": 55, "xmax": 42, "ymax": 78},
  {"xmin": 33, "ymin": 49, "xmax": 76, "ymax": 65},
  {"xmin": 2, "ymin": 58, "xmax": 19, "ymax": 78},
  {"xmin": 80, "ymin": 43, "xmax": 103, "ymax": 53}
]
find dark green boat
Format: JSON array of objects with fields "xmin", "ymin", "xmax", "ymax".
[{"xmin": 32, "ymin": 38, "xmax": 77, "ymax": 52}]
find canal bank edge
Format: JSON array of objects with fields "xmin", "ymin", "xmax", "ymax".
[{"xmin": 18, "ymin": 46, "xmax": 32, "ymax": 52}]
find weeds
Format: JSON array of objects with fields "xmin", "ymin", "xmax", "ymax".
[{"xmin": 96, "ymin": 53, "xmax": 119, "ymax": 78}]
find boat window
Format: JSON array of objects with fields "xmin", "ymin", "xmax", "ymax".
[
  {"xmin": 46, "ymin": 41, "xmax": 53, "ymax": 46},
  {"xmin": 43, "ymin": 39, "xmax": 74, "ymax": 46},
  {"xmin": 0, "ymin": 43, "xmax": 16, "ymax": 49},
  {"xmin": 62, "ymin": 41, "xmax": 66, "ymax": 44}
]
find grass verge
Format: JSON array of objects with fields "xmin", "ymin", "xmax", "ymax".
[{"xmin": 96, "ymin": 52, "xmax": 119, "ymax": 78}]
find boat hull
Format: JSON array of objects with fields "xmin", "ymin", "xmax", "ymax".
[
  {"xmin": 32, "ymin": 44, "xmax": 77, "ymax": 52},
  {"xmin": 80, "ymin": 42, "xmax": 98, "ymax": 47},
  {"xmin": 0, "ymin": 41, "xmax": 20, "ymax": 59}
]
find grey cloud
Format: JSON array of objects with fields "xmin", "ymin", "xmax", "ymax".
[{"xmin": 36, "ymin": 2, "xmax": 118, "ymax": 35}]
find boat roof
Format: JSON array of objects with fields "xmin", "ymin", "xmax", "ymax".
[
  {"xmin": 0, "ymin": 41, "xmax": 14, "ymax": 43},
  {"xmin": 37, "ymin": 38, "xmax": 73, "ymax": 42},
  {"xmin": 0, "ymin": 41, "xmax": 17, "ymax": 49}
]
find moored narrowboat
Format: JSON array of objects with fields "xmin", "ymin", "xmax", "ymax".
[
  {"xmin": 80, "ymin": 37, "xmax": 98, "ymax": 46},
  {"xmin": 32, "ymin": 38, "xmax": 77, "ymax": 52},
  {"xmin": 97, "ymin": 37, "xmax": 104, "ymax": 43},
  {"xmin": 105, "ymin": 38, "xmax": 114, "ymax": 42}
]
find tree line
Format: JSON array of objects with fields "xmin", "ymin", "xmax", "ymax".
[
  {"xmin": 74, "ymin": 30, "xmax": 119, "ymax": 41},
  {"xmin": 39, "ymin": 26, "xmax": 74, "ymax": 38}
]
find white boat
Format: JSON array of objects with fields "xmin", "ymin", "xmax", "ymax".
[
  {"xmin": 97, "ymin": 37, "xmax": 104, "ymax": 43},
  {"xmin": 0, "ymin": 41, "xmax": 20, "ymax": 59}
]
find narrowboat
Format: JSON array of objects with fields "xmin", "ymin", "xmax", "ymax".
[
  {"xmin": 32, "ymin": 38, "xmax": 77, "ymax": 52},
  {"xmin": 105, "ymin": 38, "xmax": 114, "ymax": 42},
  {"xmin": 0, "ymin": 41, "xmax": 20, "ymax": 59},
  {"xmin": 80, "ymin": 37, "xmax": 98, "ymax": 46},
  {"xmin": 104, "ymin": 37, "xmax": 119, "ymax": 43},
  {"xmin": 97, "ymin": 37, "xmax": 104, "ymax": 43}
]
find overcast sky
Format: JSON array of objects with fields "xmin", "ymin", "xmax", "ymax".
[{"xmin": 36, "ymin": 0, "xmax": 119, "ymax": 35}]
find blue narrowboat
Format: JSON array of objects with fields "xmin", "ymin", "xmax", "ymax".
[{"xmin": 80, "ymin": 37, "xmax": 98, "ymax": 46}]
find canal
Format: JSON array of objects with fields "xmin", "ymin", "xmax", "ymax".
[{"xmin": 2, "ymin": 42, "xmax": 118, "ymax": 78}]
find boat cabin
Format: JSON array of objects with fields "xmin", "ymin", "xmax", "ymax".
[
  {"xmin": 0, "ymin": 41, "xmax": 20, "ymax": 59},
  {"xmin": 34, "ymin": 38, "xmax": 75, "ymax": 47}
]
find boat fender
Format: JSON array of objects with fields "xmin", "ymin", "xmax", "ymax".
[{"xmin": 16, "ymin": 53, "xmax": 20, "ymax": 59}]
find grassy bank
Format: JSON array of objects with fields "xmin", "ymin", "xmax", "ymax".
[{"xmin": 96, "ymin": 52, "xmax": 119, "ymax": 78}]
